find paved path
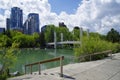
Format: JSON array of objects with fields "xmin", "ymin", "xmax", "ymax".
[{"xmin": 8, "ymin": 53, "xmax": 120, "ymax": 80}]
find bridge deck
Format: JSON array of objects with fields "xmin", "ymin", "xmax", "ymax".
[
  {"xmin": 47, "ymin": 41, "xmax": 81, "ymax": 45},
  {"xmin": 9, "ymin": 53, "xmax": 120, "ymax": 80}
]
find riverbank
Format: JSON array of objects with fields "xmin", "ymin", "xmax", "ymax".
[{"xmin": 8, "ymin": 52, "xmax": 120, "ymax": 80}]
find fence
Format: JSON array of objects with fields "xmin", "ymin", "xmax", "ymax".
[
  {"xmin": 25, "ymin": 56, "xmax": 64, "ymax": 77},
  {"xmin": 24, "ymin": 50, "xmax": 112, "ymax": 77},
  {"xmin": 75, "ymin": 50, "xmax": 112, "ymax": 62}
]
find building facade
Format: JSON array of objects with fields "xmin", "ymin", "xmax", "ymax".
[
  {"xmin": 24, "ymin": 13, "xmax": 39, "ymax": 34},
  {"xmin": 10, "ymin": 7, "xmax": 23, "ymax": 31},
  {"xmin": 59, "ymin": 22, "xmax": 66, "ymax": 28},
  {"xmin": 0, "ymin": 28, "xmax": 5, "ymax": 33},
  {"xmin": 41, "ymin": 25, "xmax": 47, "ymax": 32},
  {"xmin": 6, "ymin": 18, "xmax": 10, "ymax": 31}
]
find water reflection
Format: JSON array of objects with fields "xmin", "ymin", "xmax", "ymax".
[{"xmin": 10, "ymin": 49, "xmax": 74, "ymax": 73}]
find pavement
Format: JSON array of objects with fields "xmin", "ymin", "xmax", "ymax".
[{"xmin": 8, "ymin": 53, "xmax": 120, "ymax": 80}]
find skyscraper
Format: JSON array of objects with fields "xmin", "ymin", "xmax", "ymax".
[
  {"xmin": 0, "ymin": 28, "xmax": 5, "ymax": 33},
  {"xmin": 41, "ymin": 25, "xmax": 47, "ymax": 32},
  {"xmin": 26, "ymin": 13, "xmax": 39, "ymax": 34},
  {"xmin": 6, "ymin": 18, "xmax": 10, "ymax": 31},
  {"xmin": 10, "ymin": 7, "xmax": 23, "ymax": 31},
  {"xmin": 59, "ymin": 22, "xmax": 66, "ymax": 28}
]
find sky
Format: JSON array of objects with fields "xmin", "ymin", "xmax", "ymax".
[
  {"xmin": 48, "ymin": 0, "xmax": 81, "ymax": 14},
  {"xmin": 0, "ymin": 0, "xmax": 120, "ymax": 34}
]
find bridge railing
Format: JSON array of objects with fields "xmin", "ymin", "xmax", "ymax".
[{"xmin": 25, "ymin": 56, "xmax": 64, "ymax": 77}]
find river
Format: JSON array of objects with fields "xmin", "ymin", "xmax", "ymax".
[{"xmin": 10, "ymin": 49, "xmax": 75, "ymax": 73}]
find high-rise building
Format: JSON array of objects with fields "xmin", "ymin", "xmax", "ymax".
[
  {"xmin": 6, "ymin": 18, "xmax": 10, "ymax": 31},
  {"xmin": 41, "ymin": 25, "xmax": 47, "ymax": 32},
  {"xmin": 59, "ymin": 22, "xmax": 66, "ymax": 28},
  {"xmin": 10, "ymin": 7, "xmax": 23, "ymax": 31},
  {"xmin": 0, "ymin": 28, "xmax": 5, "ymax": 33},
  {"xmin": 24, "ymin": 13, "xmax": 39, "ymax": 34},
  {"xmin": 23, "ymin": 20, "xmax": 28, "ymax": 34}
]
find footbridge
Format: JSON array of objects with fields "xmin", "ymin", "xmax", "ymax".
[{"xmin": 47, "ymin": 41, "xmax": 81, "ymax": 46}]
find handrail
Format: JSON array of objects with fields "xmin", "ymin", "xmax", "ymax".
[
  {"xmin": 25, "ymin": 56, "xmax": 64, "ymax": 77},
  {"xmin": 76, "ymin": 50, "xmax": 112, "ymax": 61}
]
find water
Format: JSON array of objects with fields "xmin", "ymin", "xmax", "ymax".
[{"xmin": 10, "ymin": 49, "xmax": 75, "ymax": 73}]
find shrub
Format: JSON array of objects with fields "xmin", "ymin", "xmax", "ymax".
[
  {"xmin": 112, "ymin": 43, "xmax": 120, "ymax": 53},
  {"xmin": 0, "ymin": 71, "xmax": 7, "ymax": 80},
  {"xmin": 74, "ymin": 36, "xmax": 116, "ymax": 59}
]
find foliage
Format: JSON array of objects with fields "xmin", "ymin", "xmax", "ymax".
[
  {"xmin": 12, "ymin": 33, "xmax": 40, "ymax": 48},
  {"xmin": 112, "ymin": 43, "xmax": 120, "ymax": 53},
  {"xmin": 0, "ymin": 35, "xmax": 12, "ymax": 47},
  {"xmin": 40, "ymin": 32, "xmax": 46, "ymax": 48},
  {"xmin": 106, "ymin": 28, "xmax": 120, "ymax": 43},
  {"xmin": 56, "ymin": 27, "xmax": 73, "ymax": 41},
  {"xmin": 3, "ymin": 30, "xmax": 40, "ymax": 48},
  {"xmin": 0, "ymin": 71, "xmax": 7, "ymax": 80},
  {"xmin": 44, "ymin": 24, "xmax": 74, "ymax": 43},
  {"xmin": 72, "ymin": 28, "xmax": 80, "ymax": 40},
  {"xmin": 0, "ymin": 42, "xmax": 19, "ymax": 79},
  {"xmin": 44, "ymin": 25, "xmax": 55, "ymax": 42},
  {"xmin": 74, "ymin": 36, "xmax": 116, "ymax": 57}
]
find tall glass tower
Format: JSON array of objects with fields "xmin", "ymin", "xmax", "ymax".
[
  {"xmin": 10, "ymin": 7, "xmax": 23, "ymax": 31},
  {"xmin": 27, "ymin": 13, "xmax": 39, "ymax": 34},
  {"xmin": 6, "ymin": 18, "xmax": 10, "ymax": 31}
]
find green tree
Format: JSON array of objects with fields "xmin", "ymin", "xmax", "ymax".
[
  {"xmin": 106, "ymin": 28, "xmax": 120, "ymax": 43},
  {"xmin": 72, "ymin": 27, "xmax": 80, "ymax": 40},
  {"xmin": 0, "ymin": 35, "xmax": 12, "ymax": 47},
  {"xmin": 56, "ymin": 27, "xmax": 72, "ymax": 41},
  {"xmin": 32, "ymin": 33, "xmax": 40, "ymax": 47},
  {"xmin": 40, "ymin": 32, "xmax": 46, "ymax": 48},
  {"xmin": 44, "ymin": 25, "xmax": 56, "ymax": 42},
  {"xmin": 74, "ymin": 36, "xmax": 115, "ymax": 57},
  {"xmin": 0, "ymin": 43, "xmax": 19, "ymax": 79}
]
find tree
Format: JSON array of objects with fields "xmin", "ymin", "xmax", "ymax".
[
  {"xmin": 74, "ymin": 36, "xmax": 115, "ymax": 57},
  {"xmin": 44, "ymin": 25, "xmax": 56, "ymax": 42},
  {"xmin": 106, "ymin": 28, "xmax": 120, "ymax": 43},
  {"xmin": 72, "ymin": 27, "xmax": 80, "ymax": 40},
  {"xmin": 0, "ymin": 43, "xmax": 19, "ymax": 79},
  {"xmin": 0, "ymin": 35, "xmax": 12, "ymax": 47},
  {"xmin": 40, "ymin": 32, "xmax": 46, "ymax": 48},
  {"xmin": 32, "ymin": 33, "xmax": 40, "ymax": 47}
]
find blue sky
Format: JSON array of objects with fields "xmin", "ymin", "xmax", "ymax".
[
  {"xmin": 0, "ymin": 0, "xmax": 120, "ymax": 34},
  {"xmin": 48, "ymin": 0, "xmax": 81, "ymax": 14}
]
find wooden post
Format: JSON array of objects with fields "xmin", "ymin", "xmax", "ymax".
[
  {"xmin": 30, "ymin": 65, "xmax": 32, "ymax": 74},
  {"xmin": 25, "ymin": 56, "xmax": 64, "ymax": 75},
  {"xmin": 60, "ymin": 56, "xmax": 63, "ymax": 77},
  {"xmin": 38, "ymin": 62, "xmax": 41, "ymax": 75}
]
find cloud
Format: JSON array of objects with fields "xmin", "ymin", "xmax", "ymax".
[
  {"xmin": 69, "ymin": 0, "xmax": 120, "ymax": 34},
  {"xmin": 0, "ymin": 0, "xmax": 120, "ymax": 34}
]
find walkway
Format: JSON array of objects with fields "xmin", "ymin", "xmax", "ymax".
[
  {"xmin": 47, "ymin": 41, "xmax": 81, "ymax": 45},
  {"xmin": 8, "ymin": 53, "xmax": 120, "ymax": 80}
]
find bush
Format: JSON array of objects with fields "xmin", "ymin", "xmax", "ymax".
[
  {"xmin": 0, "ymin": 71, "xmax": 7, "ymax": 80},
  {"xmin": 112, "ymin": 43, "xmax": 120, "ymax": 53},
  {"xmin": 74, "ymin": 36, "xmax": 116, "ymax": 60}
]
